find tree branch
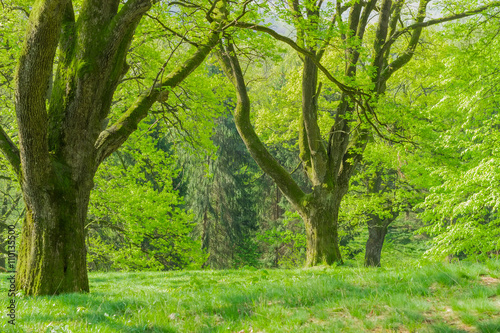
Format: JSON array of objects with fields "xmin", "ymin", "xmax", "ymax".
[
  {"xmin": 95, "ymin": 10, "xmax": 225, "ymax": 165},
  {"xmin": 287, "ymin": 0, "xmax": 305, "ymax": 47},
  {"xmin": 381, "ymin": 1, "xmax": 500, "ymax": 59},
  {"xmin": 0, "ymin": 125, "xmax": 20, "ymax": 176},
  {"xmin": 317, "ymin": 3, "xmax": 351, "ymax": 60},
  {"xmin": 379, "ymin": 0, "xmax": 430, "ymax": 87},
  {"xmin": 145, "ymin": 13, "xmax": 199, "ymax": 47},
  {"xmin": 356, "ymin": 0, "xmax": 378, "ymax": 40},
  {"xmin": 234, "ymin": 21, "xmax": 358, "ymax": 95},
  {"xmin": 108, "ymin": 0, "xmax": 152, "ymax": 38},
  {"xmin": 216, "ymin": 41, "xmax": 306, "ymax": 213},
  {"xmin": 15, "ymin": 0, "xmax": 69, "ymax": 184},
  {"xmin": 372, "ymin": 0, "xmax": 393, "ymax": 90}
]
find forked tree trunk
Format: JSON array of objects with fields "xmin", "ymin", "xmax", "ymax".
[
  {"xmin": 364, "ymin": 215, "xmax": 390, "ymax": 267},
  {"xmin": 217, "ymin": 42, "xmax": 351, "ymax": 267}
]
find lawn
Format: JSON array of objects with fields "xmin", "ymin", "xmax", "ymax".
[{"xmin": 1, "ymin": 259, "xmax": 499, "ymax": 332}]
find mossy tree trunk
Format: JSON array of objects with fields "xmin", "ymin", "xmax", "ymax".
[
  {"xmin": 0, "ymin": 0, "xmax": 227, "ymax": 295},
  {"xmin": 16, "ymin": 174, "xmax": 93, "ymax": 294},
  {"xmin": 301, "ymin": 187, "xmax": 346, "ymax": 266}
]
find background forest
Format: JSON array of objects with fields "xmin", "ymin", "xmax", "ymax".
[{"xmin": 0, "ymin": 0, "xmax": 499, "ymax": 274}]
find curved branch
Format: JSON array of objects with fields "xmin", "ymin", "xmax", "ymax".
[
  {"xmin": 381, "ymin": 1, "xmax": 500, "ymax": 57},
  {"xmin": 234, "ymin": 21, "xmax": 359, "ymax": 95},
  {"xmin": 95, "ymin": 21, "xmax": 223, "ymax": 165},
  {"xmin": 216, "ymin": 41, "xmax": 306, "ymax": 212}
]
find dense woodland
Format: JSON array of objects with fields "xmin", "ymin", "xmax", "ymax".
[{"xmin": 0, "ymin": 0, "xmax": 499, "ymax": 297}]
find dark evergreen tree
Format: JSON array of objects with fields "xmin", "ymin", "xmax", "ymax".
[{"xmin": 182, "ymin": 113, "xmax": 261, "ymax": 268}]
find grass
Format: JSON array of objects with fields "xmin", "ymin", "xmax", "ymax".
[{"xmin": 0, "ymin": 259, "xmax": 499, "ymax": 332}]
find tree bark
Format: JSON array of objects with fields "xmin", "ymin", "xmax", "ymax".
[
  {"xmin": 16, "ymin": 173, "xmax": 92, "ymax": 294},
  {"xmin": 302, "ymin": 187, "xmax": 344, "ymax": 266},
  {"xmin": 364, "ymin": 215, "xmax": 389, "ymax": 267},
  {"xmin": 362, "ymin": 169, "xmax": 399, "ymax": 267}
]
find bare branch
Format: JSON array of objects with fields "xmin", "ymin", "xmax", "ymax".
[
  {"xmin": 145, "ymin": 13, "xmax": 199, "ymax": 47},
  {"xmin": 382, "ymin": 1, "xmax": 500, "ymax": 57}
]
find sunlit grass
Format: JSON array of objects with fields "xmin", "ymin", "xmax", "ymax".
[{"xmin": 0, "ymin": 259, "xmax": 499, "ymax": 332}]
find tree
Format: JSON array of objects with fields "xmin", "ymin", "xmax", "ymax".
[
  {"xmin": 342, "ymin": 142, "xmax": 420, "ymax": 267},
  {"xmin": 87, "ymin": 119, "xmax": 205, "ymax": 271},
  {"xmin": 0, "ymin": 0, "xmax": 228, "ymax": 295},
  {"xmin": 218, "ymin": 0, "xmax": 500, "ymax": 266},
  {"xmin": 414, "ymin": 15, "xmax": 500, "ymax": 260},
  {"xmin": 181, "ymin": 114, "xmax": 261, "ymax": 269}
]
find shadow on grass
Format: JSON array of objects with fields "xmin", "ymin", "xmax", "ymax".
[
  {"xmin": 431, "ymin": 323, "xmax": 470, "ymax": 333},
  {"xmin": 14, "ymin": 265, "xmax": 499, "ymax": 332},
  {"xmin": 477, "ymin": 319, "xmax": 500, "ymax": 333},
  {"xmin": 18, "ymin": 293, "xmax": 176, "ymax": 333},
  {"xmin": 182, "ymin": 269, "xmax": 498, "ymax": 331}
]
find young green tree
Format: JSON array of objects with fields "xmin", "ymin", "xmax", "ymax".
[
  {"xmin": 218, "ymin": 0, "xmax": 500, "ymax": 266},
  {"xmin": 415, "ymin": 16, "xmax": 500, "ymax": 260},
  {"xmin": 342, "ymin": 141, "xmax": 421, "ymax": 267},
  {"xmin": 0, "ymin": 0, "xmax": 228, "ymax": 295}
]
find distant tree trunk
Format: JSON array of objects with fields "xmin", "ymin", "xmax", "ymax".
[
  {"xmin": 364, "ymin": 215, "xmax": 389, "ymax": 267},
  {"xmin": 363, "ymin": 170, "xmax": 398, "ymax": 268},
  {"xmin": 200, "ymin": 209, "xmax": 210, "ymax": 269},
  {"xmin": 274, "ymin": 184, "xmax": 283, "ymax": 220}
]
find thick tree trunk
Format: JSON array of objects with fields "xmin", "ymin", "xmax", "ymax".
[
  {"xmin": 16, "ymin": 171, "xmax": 93, "ymax": 295},
  {"xmin": 302, "ymin": 188, "xmax": 343, "ymax": 266},
  {"xmin": 364, "ymin": 215, "xmax": 389, "ymax": 267},
  {"xmin": 1, "ymin": 0, "xmax": 226, "ymax": 295}
]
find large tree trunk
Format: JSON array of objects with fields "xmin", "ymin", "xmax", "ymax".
[
  {"xmin": 302, "ymin": 188, "xmax": 344, "ymax": 266},
  {"xmin": 16, "ymin": 172, "xmax": 93, "ymax": 294}
]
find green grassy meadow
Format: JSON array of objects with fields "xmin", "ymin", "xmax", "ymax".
[{"xmin": 1, "ymin": 259, "xmax": 499, "ymax": 333}]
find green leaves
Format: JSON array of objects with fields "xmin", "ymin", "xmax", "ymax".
[
  {"xmin": 410, "ymin": 17, "xmax": 500, "ymax": 260},
  {"xmin": 88, "ymin": 119, "xmax": 205, "ymax": 271}
]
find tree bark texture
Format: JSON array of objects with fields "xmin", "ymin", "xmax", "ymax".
[
  {"xmin": 2, "ymin": 0, "xmax": 227, "ymax": 295},
  {"xmin": 16, "ymin": 176, "xmax": 93, "ymax": 294},
  {"xmin": 302, "ymin": 187, "xmax": 345, "ymax": 266},
  {"xmin": 364, "ymin": 215, "xmax": 389, "ymax": 267}
]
